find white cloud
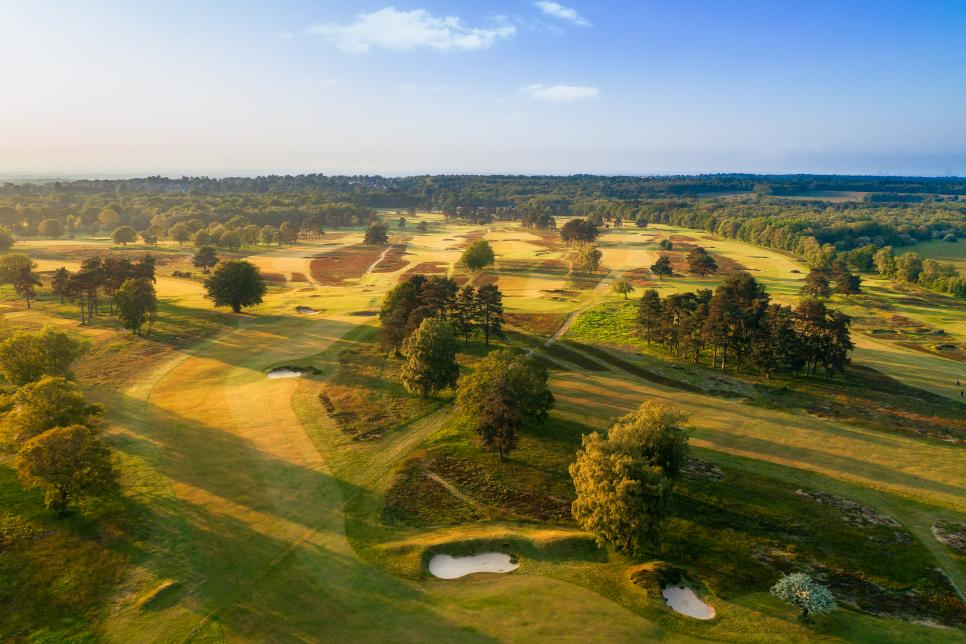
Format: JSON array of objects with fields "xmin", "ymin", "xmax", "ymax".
[
  {"xmin": 521, "ymin": 83, "xmax": 599, "ymax": 102},
  {"xmin": 534, "ymin": 2, "xmax": 591, "ymax": 27},
  {"xmin": 278, "ymin": 31, "xmax": 293, "ymax": 41},
  {"xmin": 307, "ymin": 7, "xmax": 516, "ymax": 54}
]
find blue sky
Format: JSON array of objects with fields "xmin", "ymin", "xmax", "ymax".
[{"xmin": 1, "ymin": 1, "xmax": 964, "ymax": 176}]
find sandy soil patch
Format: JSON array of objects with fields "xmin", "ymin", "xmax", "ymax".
[
  {"xmin": 266, "ymin": 368, "xmax": 303, "ymax": 379},
  {"xmin": 662, "ymin": 585, "xmax": 715, "ymax": 620},
  {"xmin": 428, "ymin": 553, "xmax": 519, "ymax": 579}
]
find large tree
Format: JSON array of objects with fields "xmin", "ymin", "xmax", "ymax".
[
  {"xmin": 799, "ymin": 268, "xmax": 832, "ymax": 298},
  {"xmin": 111, "ymin": 226, "xmax": 138, "ymax": 245},
  {"xmin": 570, "ymin": 401, "xmax": 689, "ymax": 554},
  {"xmin": 637, "ymin": 289, "xmax": 662, "ymax": 344},
  {"xmin": 460, "ymin": 240, "xmax": 495, "ymax": 272},
  {"xmin": 452, "ymin": 285, "xmax": 478, "ymax": 343},
  {"xmin": 16, "ymin": 425, "xmax": 119, "ymax": 513},
  {"xmin": 400, "ymin": 318, "xmax": 460, "ymax": 397},
  {"xmin": 203, "ymin": 260, "xmax": 266, "ymax": 313},
  {"xmin": 114, "ymin": 277, "xmax": 158, "ymax": 335},
  {"xmin": 476, "ymin": 284, "xmax": 504, "ymax": 345},
  {"xmin": 192, "ymin": 245, "xmax": 219, "ymax": 273},
  {"xmin": 0, "ymin": 226, "xmax": 15, "ymax": 251},
  {"xmin": 2, "ymin": 376, "xmax": 103, "ymax": 446},
  {"xmin": 363, "ymin": 222, "xmax": 389, "ymax": 246},
  {"xmin": 168, "ymin": 222, "xmax": 191, "ymax": 245},
  {"xmin": 39, "ymin": 218, "xmax": 65, "ymax": 238},
  {"xmin": 51, "ymin": 266, "xmax": 71, "ymax": 303},
  {"xmin": 577, "ymin": 245, "xmax": 603, "ymax": 273},
  {"xmin": 455, "ymin": 349, "xmax": 554, "ymax": 459},
  {"xmin": 830, "ymin": 260, "xmax": 862, "ymax": 295},
  {"xmin": 0, "ymin": 253, "xmax": 42, "ymax": 308},
  {"xmin": 650, "ymin": 255, "xmax": 673, "ymax": 277},
  {"xmin": 560, "ymin": 218, "xmax": 599, "ymax": 245},
  {"xmin": 0, "ymin": 327, "xmax": 86, "ymax": 386},
  {"xmin": 686, "ymin": 246, "xmax": 718, "ymax": 277}
]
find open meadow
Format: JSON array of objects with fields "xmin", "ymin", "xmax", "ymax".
[{"xmin": 0, "ymin": 209, "xmax": 963, "ymax": 643}]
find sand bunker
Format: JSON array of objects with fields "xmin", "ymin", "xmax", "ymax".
[
  {"xmin": 428, "ymin": 553, "xmax": 519, "ymax": 579},
  {"xmin": 662, "ymin": 585, "xmax": 715, "ymax": 619},
  {"xmin": 295, "ymin": 306, "xmax": 320, "ymax": 315},
  {"xmin": 266, "ymin": 368, "xmax": 303, "ymax": 379}
]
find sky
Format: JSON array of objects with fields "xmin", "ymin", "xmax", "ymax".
[{"xmin": 1, "ymin": 1, "xmax": 964, "ymax": 177}]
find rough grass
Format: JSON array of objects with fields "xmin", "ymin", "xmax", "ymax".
[
  {"xmin": 309, "ymin": 245, "xmax": 384, "ymax": 284},
  {"xmin": 318, "ymin": 338, "xmax": 441, "ymax": 440},
  {"xmin": 504, "ymin": 311, "xmax": 569, "ymax": 337},
  {"xmin": 0, "ymin": 464, "xmax": 138, "ymax": 641},
  {"xmin": 3, "ymin": 223, "xmax": 964, "ymax": 642},
  {"xmin": 371, "ymin": 243, "xmax": 410, "ymax": 273}
]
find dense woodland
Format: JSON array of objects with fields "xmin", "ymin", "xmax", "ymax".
[{"xmin": 2, "ymin": 174, "xmax": 964, "ymax": 299}]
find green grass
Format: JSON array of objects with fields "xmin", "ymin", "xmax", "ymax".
[{"xmin": 2, "ymin": 223, "xmax": 965, "ymax": 642}]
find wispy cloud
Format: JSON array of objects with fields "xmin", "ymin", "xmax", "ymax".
[
  {"xmin": 534, "ymin": 2, "xmax": 591, "ymax": 27},
  {"xmin": 521, "ymin": 83, "xmax": 599, "ymax": 102},
  {"xmin": 307, "ymin": 7, "xmax": 516, "ymax": 54}
]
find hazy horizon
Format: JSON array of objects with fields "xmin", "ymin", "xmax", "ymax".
[{"xmin": 2, "ymin": 1, "xmax": 964, "ymax": 177}]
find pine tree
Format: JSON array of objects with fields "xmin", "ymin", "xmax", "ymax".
[
  {"xmin": 637, "ymin": 289, "xmax": 661, "ymax": 344},
  {"xmin": 476, "ymin": 284, "xmax": 504, "ymax": 346}
]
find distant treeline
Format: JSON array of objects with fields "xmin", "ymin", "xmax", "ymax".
[{"xmin": 3, "ymin": 173, "xmax": 965, "ymax": 202}]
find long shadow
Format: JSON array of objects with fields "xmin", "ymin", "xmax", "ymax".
[
  {"xmin": 105, "ymin": 388, "xmax": 347, "ymax": 531},
  {"xmin": 97, "ymin": 388, "xmax": 503, "ymax": 640},
  {"xmin": 101, "ymin": 471, "xmax": 499, "ymax": 642},
  {"xmin": 696, "ymin": 430, "xmax": 966, "ymax": 502},
  {"xmin": 149, "ymin": 313, "xmax": 361, "ymax": 371}
]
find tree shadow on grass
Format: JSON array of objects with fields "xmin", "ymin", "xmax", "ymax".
[{"xmin": 98, "ymin": 391, "xmax": 501, "ymax": 642}]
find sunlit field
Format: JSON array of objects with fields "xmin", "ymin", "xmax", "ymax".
[{"xmin": 2, "ymin": 210, "xmax": 962, "ymax": 642}]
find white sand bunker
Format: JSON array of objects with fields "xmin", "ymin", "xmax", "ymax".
[
  {"xmin": 429, "ymin": 553, "xmax": 519, "ymax": 579},
  {"xmin": 662, "ymin": 585, "xmax": 715, "ymax": 619},
  {"xmin": 266, "ymin": 368, "xmax": 303, "ymax": 379},
  {"xmin": 295, "ymin": 306, "xmax": 320, "ymax": 315}
]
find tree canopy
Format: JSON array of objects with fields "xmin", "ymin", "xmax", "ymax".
[
  {"xmin": 203, "ymin": 260, "xmax": 266, "ymax": 313},
  {"xmin": 111, "ymin": 226, "xmax": 138, "ymax": 245},
  {"xmin": 2, "ymin": 376, "xmax": 103, "ymax": 447},
  {"xmin": 400, "ymin": 318, "xmax": 460, "ymax": 398},
  {"xmin": 192, "ymin": 246, "xmax": 219, "ymax": 273},
  {"xmin": 686, "ymin": 247, "xmax": 718, "ymax": 277},
  {"xmin": 114, "ymin": 277, "xmax": 158, "ymax": 335},
  {"xmin": 455, "ymin": 349, "xmax": 554, "ymax": 459},
  {"xmin": 16, "ymin": 425, "xmax": 119, "ymax": 513},
  {"xmin": 650, "ymin": 255, "xmax": 673, "ymax": 277},
  {"xmin": 570, "ymin": 401, "xmax": 689, "ymax": 554},
  {"xmin": 364, "ymin": 222, "xmax": 389, "ymax": 246},
  {"xmin": 460, "ymin": 240, "xmax": 495, "ymax": 271},
  {"xmin": 0, "ymin": 327, "xmax": 86, "ymax": 386}
]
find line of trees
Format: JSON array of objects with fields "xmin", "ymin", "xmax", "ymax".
[
  {"xmin": 638, "ymin": 273, "xmax": 854, "ymax": 378},
  {"xmin": 0, "ymin": 327, "xmax": 118, "ymax": 513},
  {"xmin": 379, "ymin": 275, "xmax": 505, "ymax": 352},
  {"xmin": 49, "ymin": 254, "xmax": 157, "ymax": 325}
]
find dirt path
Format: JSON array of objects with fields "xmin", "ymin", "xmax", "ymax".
[
  {"xmin": 362, "ymin": 244, "xmax": 395, "ymax": 279},
  {"xmin": 547, "ymin": 310, "xmax": 580, "ymax": 346}
]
